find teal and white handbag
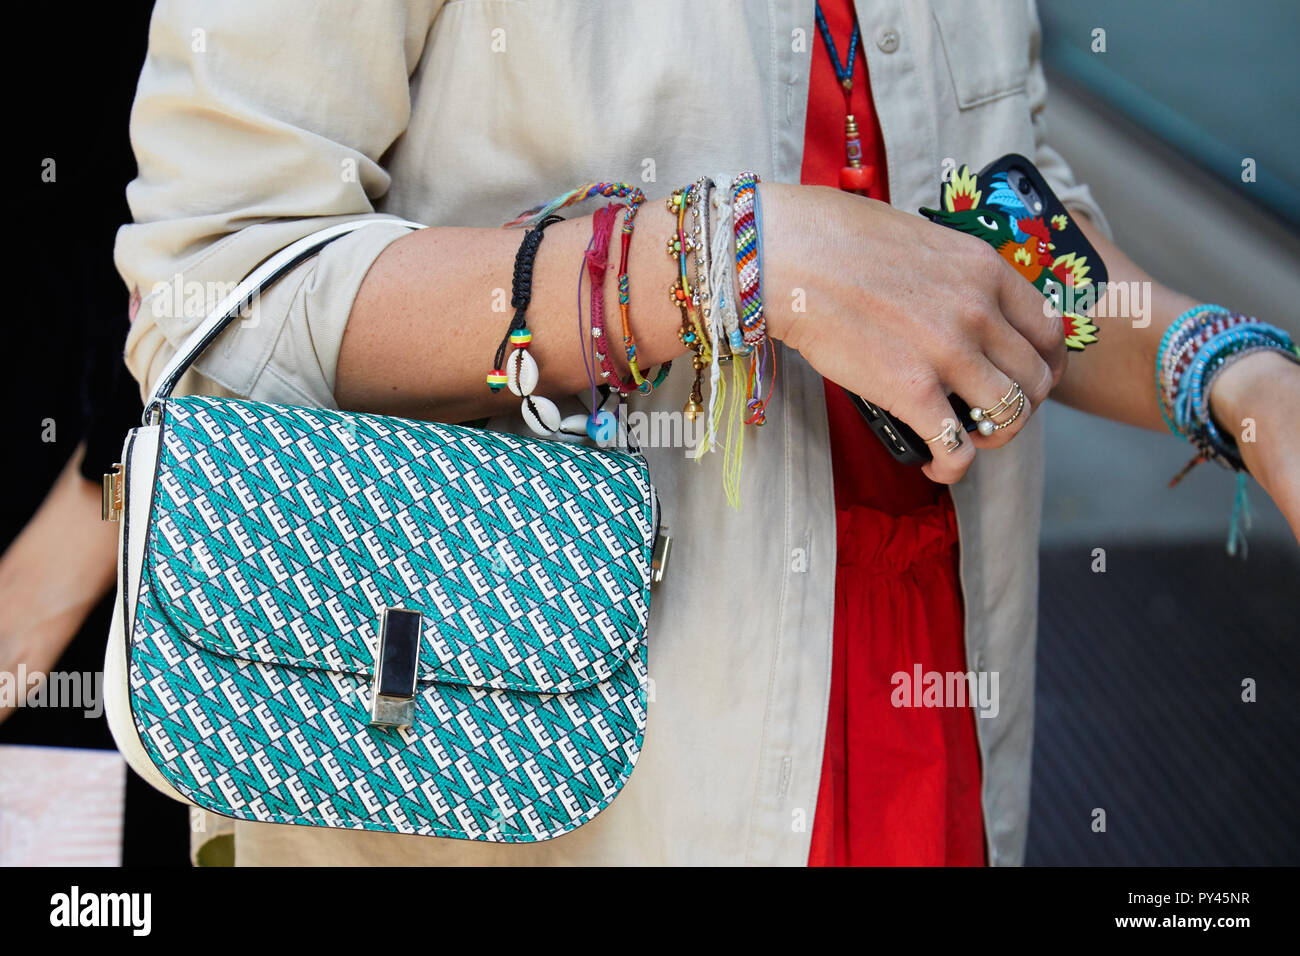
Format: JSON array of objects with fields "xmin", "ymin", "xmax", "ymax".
[{"xmin": 104, "ymin": 221, "xmax": 666, "ymax": 843}]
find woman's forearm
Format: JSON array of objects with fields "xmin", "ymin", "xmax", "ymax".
[
  {"xmin": 338, "ymin": 180, "xmax": 1073, "ymax": 487},
  {"xmin": 336, "ymin": 205, "xmax": 687, "ymax": 424},
  {"xmin": 1051, "ymin": 216, "xmax": 1199, "ymax": 430}
]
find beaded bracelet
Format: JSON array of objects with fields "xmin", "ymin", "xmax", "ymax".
[
  {"xmin": 1165, "ymin": 314, "xmax": 1249, "ymax": 393},
  {"xmin": 1155, "ymin": 304, "xmax": 1237, "ymax": 434},
  {"xmin": 507, "ymin": 181, "xmax": 670, "ymax": 395},
  {"xmin": 1177, "ymin": 323, "xmax": 1296, "ymax": 466},
  {"xmin": 1156, "ymin": 306, "xmax": 1292, "ymax": 449},
  {"xmin": 688, "ymin": 179, "xmax": 713, "ymax": 327},
  {"xmin": 1156, "ymin": 304, "xmax": 1300, "ymax": 555},
  {"xmin": 667, "ymin": 185, "xmax": 713, "ymax": 420}
]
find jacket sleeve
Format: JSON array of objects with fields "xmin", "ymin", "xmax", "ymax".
[
  {"xmin": 1023, "ymin": 0, "xmax": 1112, "ymax": 239},
  {"xmin": 115, "ymin": 0, "xmax": 442, "ymax": 408}
]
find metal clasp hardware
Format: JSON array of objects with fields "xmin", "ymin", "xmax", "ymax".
[
  {"xmin": 101, "ymin": 463, "xmax": 124, "ymax": 521},
  {"xmin": 369, "ymin": 608, "xmax": 421, "ymax": 728},
  {"xmin": 651, "ymin": 528, "xmax": 672, "ymax": 584}
]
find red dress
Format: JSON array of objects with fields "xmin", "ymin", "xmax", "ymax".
[{"xmin": 802, "ymin": 0, "xmax": 986, "ymax": 866}]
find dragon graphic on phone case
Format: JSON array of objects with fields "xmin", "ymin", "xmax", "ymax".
[{"xmin": 922, "ymin": 164, "xmax": 1100, "ymax": 352}]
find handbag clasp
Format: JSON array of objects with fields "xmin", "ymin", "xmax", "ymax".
[
  {"xmin": 101, "ymin": 463, "xmax": 124, "ymax": 521},
  {"xmin": 369, "ymin": 608, "xmax": 422, "ymax": 728},
  {"xmin": 651, "ymin": 528, "xmax": 671, "ymax": 583}
]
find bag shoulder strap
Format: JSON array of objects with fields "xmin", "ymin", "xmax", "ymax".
[{"xmin": 144, "ymin": 218, "xmax": 425, "ymax": 421}]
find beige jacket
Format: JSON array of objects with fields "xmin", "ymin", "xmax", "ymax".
[{"xmin": 115, "ymin": 0, "xmax": 1108, "ymax": 865}]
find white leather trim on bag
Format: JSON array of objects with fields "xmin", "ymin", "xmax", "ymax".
[{"xmin": 103, "ymin": 424, "xmax": 192, "ymax": 805}]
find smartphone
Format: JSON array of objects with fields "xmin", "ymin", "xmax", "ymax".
[{"xmin": 850, "ymin": 153, "xmax": 1108, "ymax": 465}]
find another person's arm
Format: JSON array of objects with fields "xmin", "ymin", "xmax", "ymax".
[{"xmin": 0, "ymin": 445, "xmax": 118, "ymax": 724}]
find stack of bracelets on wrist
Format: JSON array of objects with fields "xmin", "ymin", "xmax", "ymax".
[
  {"xmin": 499, "ymin": 173, "xmax": 774, "ymax": 505},
  {"xmin": 1156, "ymin": 303, "xmax": 1300, "ymax": 554}
]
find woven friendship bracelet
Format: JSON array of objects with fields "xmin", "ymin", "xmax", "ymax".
[
  {"xmin": 732, "ymin": 171, "xmax": 766, "ymax": 347},
  {"xmin": 588, "ymin": 202, "xmax": 638, "ymax": 397}
]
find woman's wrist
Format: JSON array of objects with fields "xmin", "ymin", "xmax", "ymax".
[
  {"xmin": 755, "ymin": 181, "xmax": 887, "ymax": 350},
  {"xmin": 1209, "ymin": 347, "xmax": 1300, "ymax": 438}
]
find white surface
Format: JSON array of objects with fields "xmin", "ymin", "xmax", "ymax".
[{"xmin": 0, "ymin": 744, "xmax": 125, "ymax": 866}]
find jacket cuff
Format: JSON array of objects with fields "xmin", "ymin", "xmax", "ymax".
[{"xmin": 123, "ymin": 216, "xmax": 418, "ymax": 408}]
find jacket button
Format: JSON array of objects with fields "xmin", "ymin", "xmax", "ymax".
[{"xmin": 876, "ymin": 27, "xmax": 900, "ymax": 54}]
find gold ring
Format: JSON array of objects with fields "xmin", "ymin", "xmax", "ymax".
[
  {"xmin": 989, "ymin": 393, "xmax": 1026, "ymax": 430},
  {"xmin": 977, "ymin": 393, "xmax": 1026, "ymax": 434},
  {"xmin": 969, "ymin": 383, "xmax": 1024, "ymax": 436},
  {"xmin": 922, "ymin": 421, "xmax": 964, "ymax": 454}
]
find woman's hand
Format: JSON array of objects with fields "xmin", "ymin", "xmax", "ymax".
[
  {"xmin": 1210, "ymin": 350, "xmax": 1300, "ymax": 545},
  {"xmin": 761, "ymin": 183, "xmax": 1066, "ymax": 483}
]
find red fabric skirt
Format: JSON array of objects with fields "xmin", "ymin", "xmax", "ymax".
[{"xmin": 807, "ymin": 390, "xmax": 985, "ymax": 866}]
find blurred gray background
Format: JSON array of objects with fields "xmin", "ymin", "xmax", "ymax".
[{"xmin": 1028, "ymin": 0, "xmax": 1300, "ymax": 865}]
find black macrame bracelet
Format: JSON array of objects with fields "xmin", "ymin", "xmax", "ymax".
[{"xmin": 490, "ymin": 214, "xmax": 565, "ymax": 376}]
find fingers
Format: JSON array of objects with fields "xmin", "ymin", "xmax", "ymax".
[
  {"xmin": 995, "ymin": 251, "xmax": 1067, "ymax": 387},
  {"xmin": 979, "ymin": 308, "xmax": 1054, "ymax": 406},
  {"xmin": 943, "ymin": 351, "xmax": 1033, "ymax": 451},
  {"xmin": 962, "ymin": 311, "xmax": 1051, "ymax": 450},
  {"xmin": 887, "ymin": 377, "xmax": 975, "ymax": 485}
]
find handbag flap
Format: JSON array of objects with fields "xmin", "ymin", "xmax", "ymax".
[{"xmin": 141, "ymin": 396, "xmax": 653, "ymax": 694}]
